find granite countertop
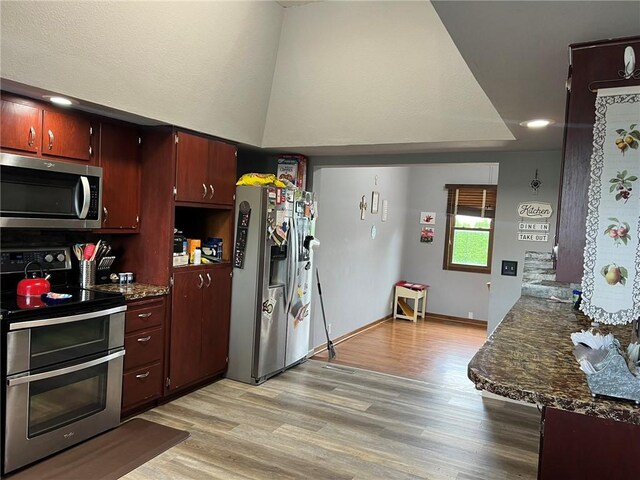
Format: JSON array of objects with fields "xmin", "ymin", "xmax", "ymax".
[
  {"xmin": 90, "ymin": 283, "xmax": 169, "ymax": 301},
  {"xmin": 468, "ymin": 295, "xmax": 639, "ymax": 425}
]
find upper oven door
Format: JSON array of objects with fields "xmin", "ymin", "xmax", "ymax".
[
  {"xmin": 6, "ymin": 305, "xmax": 125, "ymax": 376},
  {"xmin": 0, "ymin": 153, "xmax": 102, "ymax": 229}
]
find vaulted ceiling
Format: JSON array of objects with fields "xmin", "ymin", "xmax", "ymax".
[{"xmin": 1, "ymin": 1, "xmax": 638, "ymax": 156}]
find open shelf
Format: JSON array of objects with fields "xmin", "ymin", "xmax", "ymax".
[{"xmin": 174, "ymin": 206, "xmax": 234, "ymax": 265}]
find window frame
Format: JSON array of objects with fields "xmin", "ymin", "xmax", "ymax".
[{"xmin": 442, "ymin": 184, "xmax": 496, "ymax": 274}]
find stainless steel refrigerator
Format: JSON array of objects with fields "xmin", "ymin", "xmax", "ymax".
[{"xmin": 227, "ymin": 185, "xmax": 317, "ymax": 384}]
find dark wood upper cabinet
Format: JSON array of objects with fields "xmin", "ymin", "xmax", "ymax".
[
  {"xmin": 175, "ymin": 132, "xmax": 210, "ymax": 203},
  {"xmin": 169, "ymin": 269, "xmax": 205, "ymax": 390},
  {"xmin": 210, "ymin": 140, "xmax": 237, "ymax": 206},
  {"xmin": 556, "ymin": 37, "xmax": 640, "ymax": 283},
  {"xmin": 200, "ymin": 265, "xmax": 231, "ymax": 378},
  {"xmin": 99, "ymin": 122, "xmax": 141, "ymax": 231},
  {"xmin": 175, "ymin": 131, "xmax": 237, "ymax": 206},
  {"xmin": 0, "ymin": 99, "xmax": 41, "ymax": 154},
  {"xmin": 42, "ymin": 109, "xmax": 95, "ymax": 162}
]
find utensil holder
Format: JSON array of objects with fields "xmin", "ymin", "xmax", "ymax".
[{"xmin": 79, "ymin": 260, "xmax": 96, "ymax": 288}]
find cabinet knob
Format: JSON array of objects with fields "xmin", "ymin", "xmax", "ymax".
[
  {"xmin": 202, "ymin": 183, "xmax": 208, "ymax": 198},
  {"xmin": 137, "ymin": 336, "xmax": 152, "ymax": 343},
  {"xmin": 48, "ymin": 130, "xmax": 54, "ymax": 150},
  {"xmin": 136, "ymin": 371, "xmax": 150, "ymax": 379},
  {"xmin": 137, "ymin": 312, "xmax": 152, "ymax": 318},
  {"xmin": 103, "ymin": 207, "xmax": 108, "ymax": 224},
  {"xmin": 205, "ymin": 273, "xmax": 212, "ymax": 287},
  {"xmin": 197, "ymin": 274, "xmax": 204, "ymax": 289},
  {"xmin": 209, "ymin": 185, "xmax": 214, "ymax": 199}
]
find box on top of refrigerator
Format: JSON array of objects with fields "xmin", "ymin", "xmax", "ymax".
[{"xmin": 277, "ymin": 154, "xmax": 307, "ymax": 190}]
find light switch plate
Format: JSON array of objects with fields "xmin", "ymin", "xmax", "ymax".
[{"xmin": 501, "ymin": 260, "xmax": 518, "ymax": 276}]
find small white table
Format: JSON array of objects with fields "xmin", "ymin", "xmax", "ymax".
[{"xmin": 393, "ymin": 281, "xmax": 428, "ymax": 322}]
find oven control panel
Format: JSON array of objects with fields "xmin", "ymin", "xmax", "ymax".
[{"xmin": 1, "ymin": 247, "xmax": 72, "ymax": 274}]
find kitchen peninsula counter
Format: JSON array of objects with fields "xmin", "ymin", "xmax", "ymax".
[
  {"xmin": 468, "ymin": 295, "xmax": 639, "ymax": 425},
  {"xmin": 90, "ymin": 282, "xmax": 169, "ymax": 301}
]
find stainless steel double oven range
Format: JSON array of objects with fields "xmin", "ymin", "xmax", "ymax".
[{"xmin": 1, "ymin": 247, "xmax": 126, "ymax": 474}]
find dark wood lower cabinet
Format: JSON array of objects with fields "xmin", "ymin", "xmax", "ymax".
[
  {"xmin": 169, "ymin": 264, "xmax": 232, "ymax": 391},
  {"xmin": 538, "ymin": 407, "xmax": 640, "ymax": 479},
  {"xmin": 200, "ymin": 266, "xmax": 232, "ymax": 378},
  {"xmin": 121, "ymin": 296, "xmax": 166, "ymax": 417}
]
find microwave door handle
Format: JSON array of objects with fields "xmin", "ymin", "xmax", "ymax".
[
  {"xmin": 7, "ymin": 350, "xmax": 125, "ymax": 387},
  {"xmin": 76, "ymin": 176, "xmax": 91, "ymax": 219}
]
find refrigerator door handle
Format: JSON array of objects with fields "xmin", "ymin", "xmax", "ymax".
[{"xmin": 285, "ymin": 217, "xmax": 297, "ymax": 315}]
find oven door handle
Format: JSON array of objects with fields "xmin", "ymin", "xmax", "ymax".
[
  {"xmin": 9, "ymin": 305, "xmax": 126, "ymax": 331},
  {"xmin": 7, "ymin": 350, "xmax": 125, "ymax": 387}
]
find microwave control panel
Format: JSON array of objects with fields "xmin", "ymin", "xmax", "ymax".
[{"xmin": 0, "ymin": 247, "xmax": 72, "ymax": 274}]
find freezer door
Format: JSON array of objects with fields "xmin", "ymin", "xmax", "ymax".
[{"xmin": 253, "ymin": 284, "xmax": 287, "ymax": 380}]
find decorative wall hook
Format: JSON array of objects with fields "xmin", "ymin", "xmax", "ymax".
[
  {"xmin": 530, "ymin": 169, "xmax": 542, "ymax": 193},
  {"xmin": 359, "ymin": 195, "xmax": 368, "ymax": 220}
]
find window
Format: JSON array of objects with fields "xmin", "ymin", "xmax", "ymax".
[{"xmin": 443, "ymin": 185, "xmax": 497, "ymax": 274}]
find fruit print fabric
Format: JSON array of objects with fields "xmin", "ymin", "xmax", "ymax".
[{"xmin": 580, "ymin": 86, "xmax": 640, "ymax": 325}]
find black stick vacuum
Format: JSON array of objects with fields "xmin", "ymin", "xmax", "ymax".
[{"xmin": 315, "ymin": 268, "xmax": 336, "ymax": 360}]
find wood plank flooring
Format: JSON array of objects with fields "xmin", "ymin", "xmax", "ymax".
[
  {"xmin": 312, "ymin": 317, "xmax": 487, "ymax": 391},
  {"xmin": 124, "ymin": 361, "xmax": 541, "ymax": 480}
]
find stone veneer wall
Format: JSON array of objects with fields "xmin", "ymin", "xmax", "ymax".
[{"xmin": 521, "ymin": 251, "xmax": 579, "ymax": 301}]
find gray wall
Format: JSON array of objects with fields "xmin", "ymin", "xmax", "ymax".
[
  {"xmin": 309, "ymin": 150, "xmax": 562, "ymax": 349},
  {"xmin": 401, "ymin": 163, "xmax": 498, "ymax": 321},
  {"xmin": 311, "ymin": 166, "xmax": 410, "ymax": 349},
  {"xmin": 488, "ymin": 151, "xmax": 562, "ymax": 333}
]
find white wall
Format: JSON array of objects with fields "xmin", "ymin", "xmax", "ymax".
[
  {"xmin": 311, "ymin": 166, "xmax": 410, "ymax": 348},
  {"xmin": 0, "ymin": 1, "xmax": 283, "ymax": 146},
  {"xmin": 401, "ymin": 164, "xmax": 498, "ymax": 321},
  {"xmin": 487, "ymin": 152, "xmax": 562, "ymax": 333},
  {"xmin": 262, "ymin": 1, "xmax": 513, "ymax": 149}
]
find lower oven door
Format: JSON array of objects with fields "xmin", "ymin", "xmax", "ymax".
[{"xmin": 4, "ymin": 349, "xmax": 124, "ymax": 474}]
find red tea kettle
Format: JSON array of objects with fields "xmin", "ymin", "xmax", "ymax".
[{"xmin": 17, "ymin": 262, "xmax": 51, "ymax": 297}]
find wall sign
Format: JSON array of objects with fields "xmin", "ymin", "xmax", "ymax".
[
  {"xmin": 420, "ymin": 212, "xmax": 436, "ymax": 225},
  {"xmin": 516, "ymin": 201, "xmax": 553, "ymax": 219},
  {"xmin": 518, "ymin": 233, "xmax": 549, "ymax": 242},
  {"xmin": 518, "ymin": 222, "xmax": 550, "ymax": 231}
]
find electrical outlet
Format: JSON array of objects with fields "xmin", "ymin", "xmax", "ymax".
[
  {"xmin": 468, "ymin": 312, "xmax": 474, "ymax": 319},
  {"xmin": 327, "ymin": 323, "xmax": 332, "ymax": 334}
]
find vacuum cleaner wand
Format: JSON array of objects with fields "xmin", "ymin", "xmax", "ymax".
[{"xmin": 315, "ymin": 268, "xmax": 336, "ymax": 360}]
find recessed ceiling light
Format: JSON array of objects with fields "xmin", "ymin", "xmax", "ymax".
[
  {"xmin": 49, "ymin": 96, "xmax": 73, "ymax": 106},
  {"xmin": 520, "ymin": 119, "xmax": 553, "ymax": 129}
]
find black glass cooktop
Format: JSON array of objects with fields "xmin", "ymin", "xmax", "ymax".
[{"xmin": 0, "ymin": 286, "xmax": 125, "ymax": 323}]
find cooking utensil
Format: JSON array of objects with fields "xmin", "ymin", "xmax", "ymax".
[
  {"xmin": 17, "ymin": 261, "xmax": 51, "ymax": 297},
  {"xmin": 83, "ymin": 243, "xmax": 95, "ymax": 260}
]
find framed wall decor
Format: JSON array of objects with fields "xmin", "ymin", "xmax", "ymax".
[{"xmin": 371, "ymin": 191, "xmax": 380, "ymax": 214}]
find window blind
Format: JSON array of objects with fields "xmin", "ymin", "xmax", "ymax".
[{"xmin": 445, "ymin": 184, "xmax": 497, "ymax": 219}]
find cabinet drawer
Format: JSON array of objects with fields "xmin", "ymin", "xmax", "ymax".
[
  {"xmin": 124, "ymin": 327, "xmax": 163, "ymax": 371},
  {"xmin": 125, "ymin": 298, "xmax": 165, "ymax": 333},
  {"xmin": 122, "ymin": 362, "xmax": 163, "ymax": 409}
]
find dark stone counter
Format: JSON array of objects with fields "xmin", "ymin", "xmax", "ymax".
[
  {"xmin": 468, "ymin": 295, "xmax": 639, "ymax": 425},
  {"xmin": 90, "ymin": 283, "xmax": 169, "ymax": 302}
]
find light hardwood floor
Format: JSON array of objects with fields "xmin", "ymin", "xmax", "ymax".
[
  {"xmin": 313, "ymin": 316, "xmax": 488, "ymax": 391},
  {"xmin": 125, "ymin": 360, "xmax": 541, "ymax": 479}
]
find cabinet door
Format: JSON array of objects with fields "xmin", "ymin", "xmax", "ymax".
[
  {"xmin": 169, "ymin": 270, "xmax": 204, "ymax": 389},
  {"xmin": 99, "ymin": 122, "xmax": 141, "ymax": 231},
  {"xmin": 42, "ymin": 109, "xmax": 94, "ymax": 161},
  {"xmin": 0, "ymin": 99, "xmax": 41, "ymax": 154},
  {"xmin": 175, "ymin": 132, "xmax": 209, "ymax": 203},
  {"xmin": 209, "ymin": 140, "xmax": 237, "ymax": 205},
  {"xmin": 556, "ymin": 38, "xmax": 640, "ymax": 282},
  {"xmin": 200, "ymin": 266, "xmax": 232, "ymax": 377}
]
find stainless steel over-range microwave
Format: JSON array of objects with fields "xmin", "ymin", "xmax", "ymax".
[{"xmin": 0, "ymin": 153, "xmax": 102, "ymax": 229}]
